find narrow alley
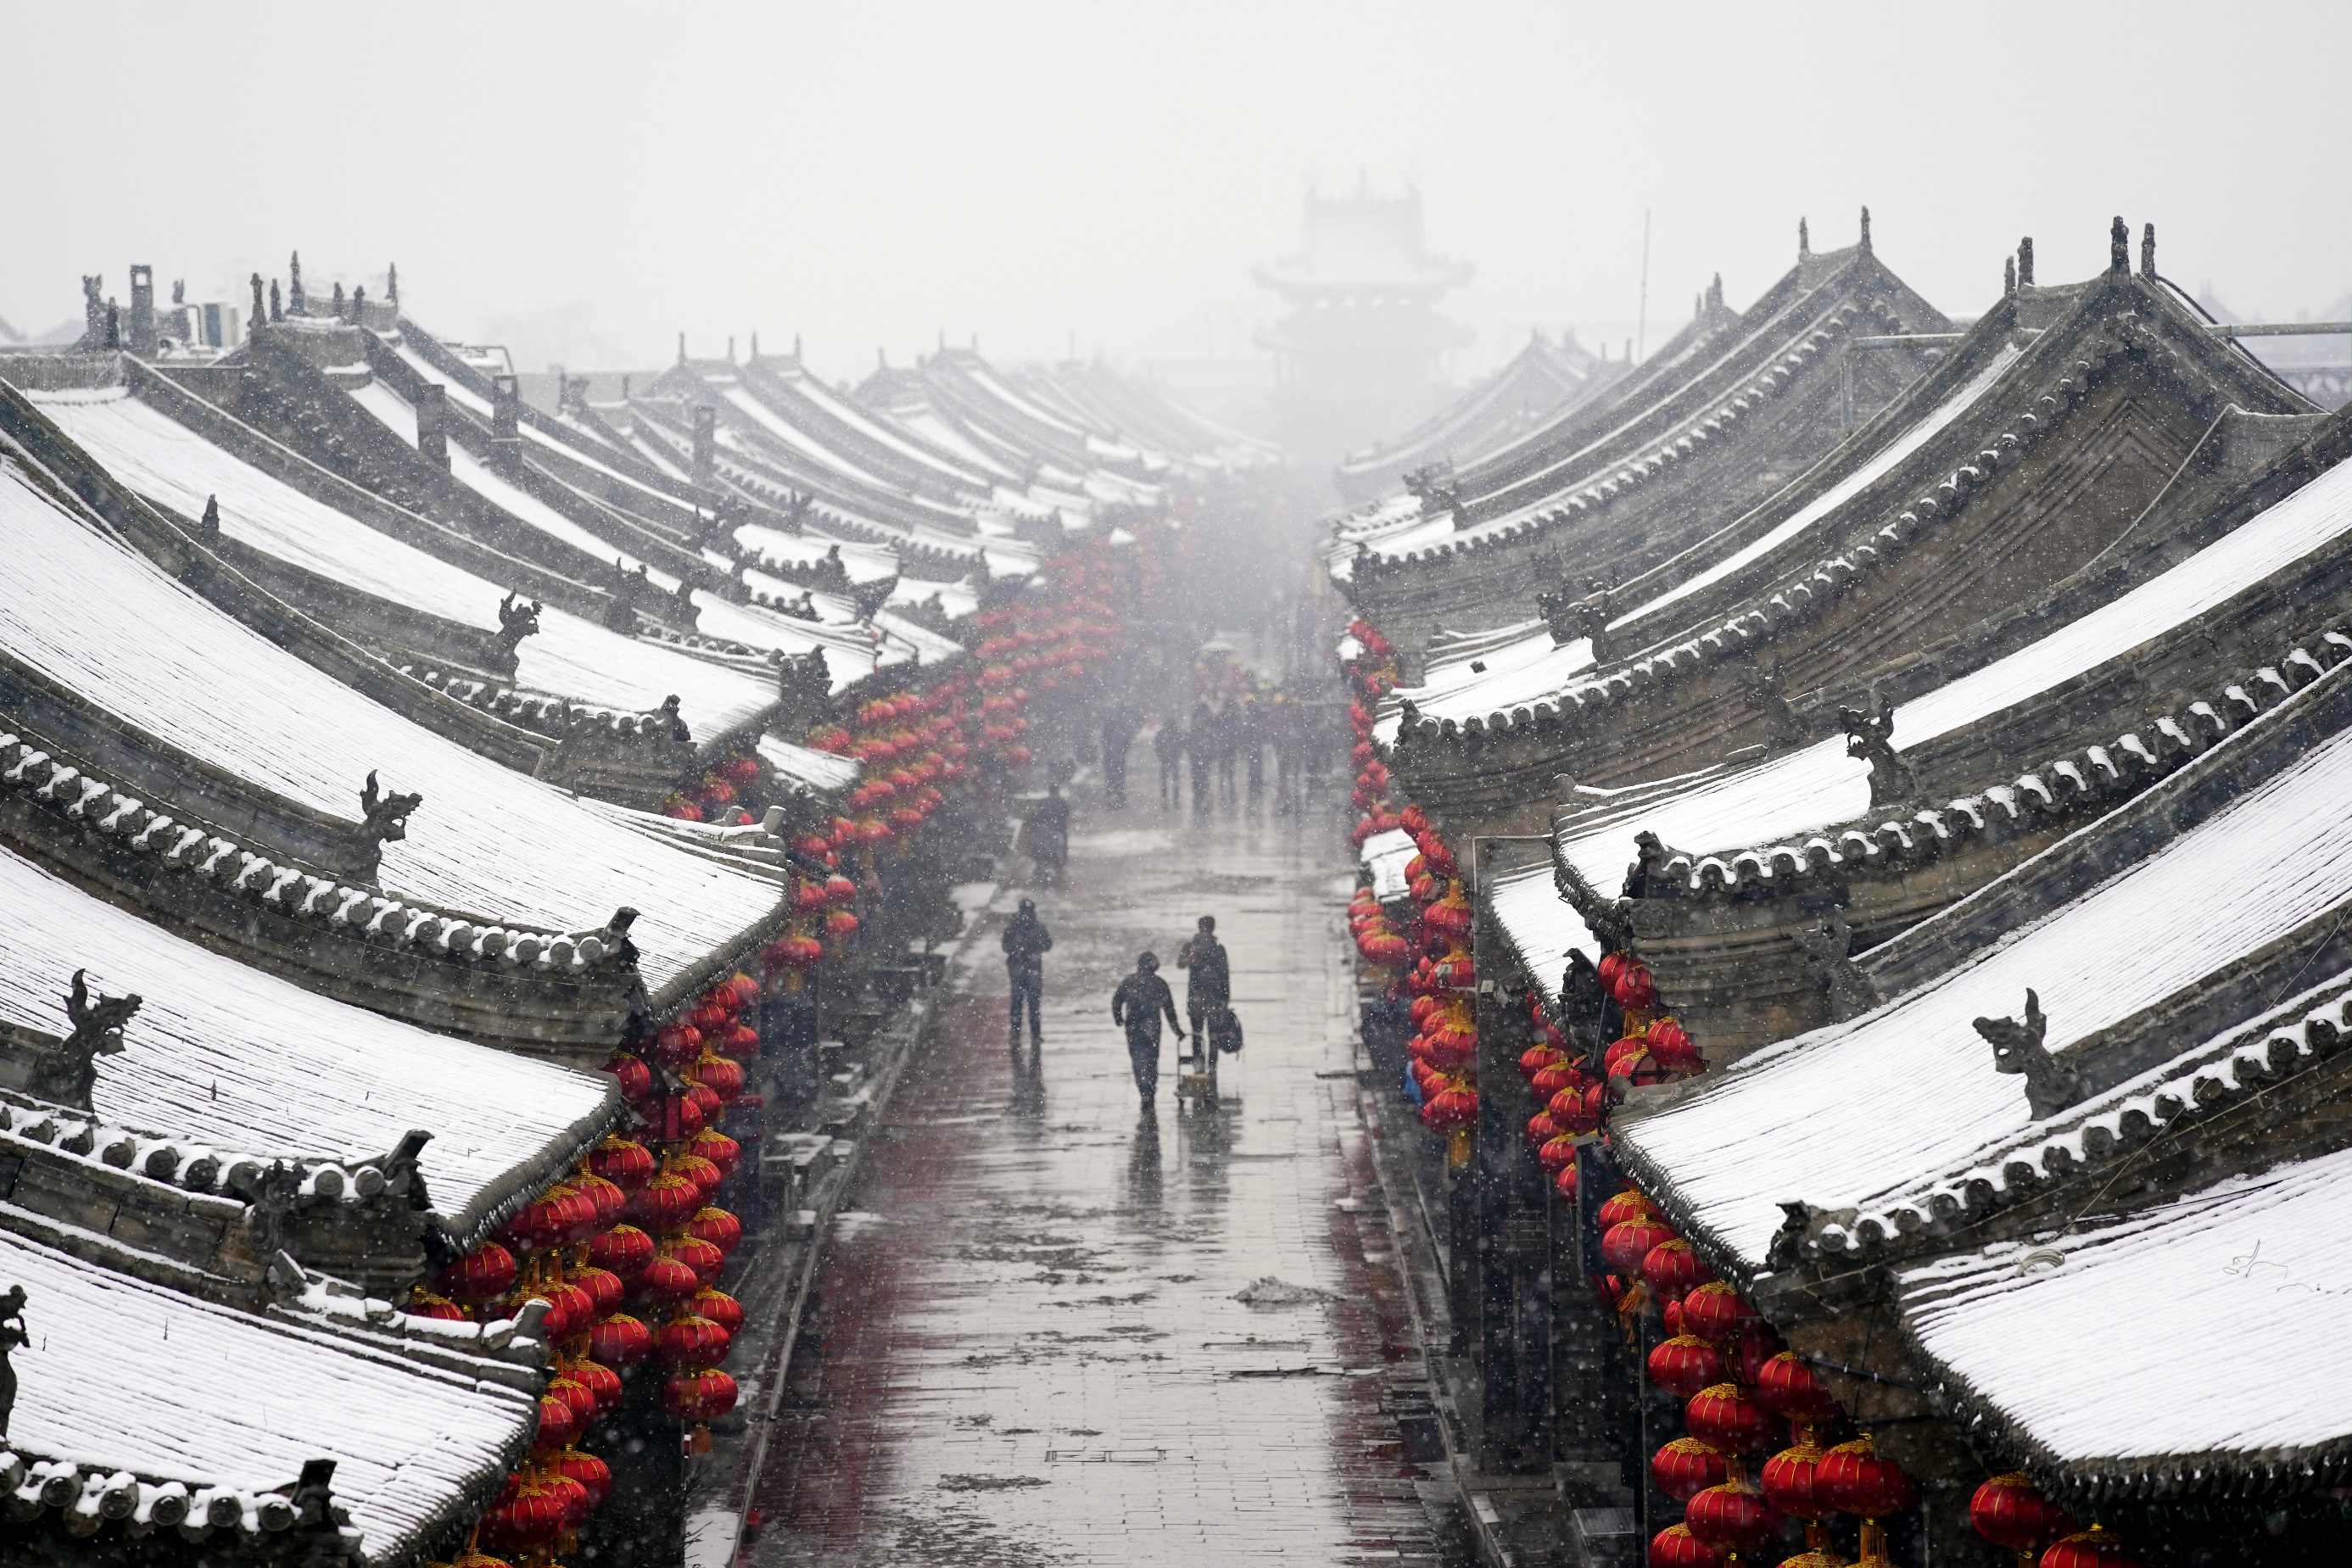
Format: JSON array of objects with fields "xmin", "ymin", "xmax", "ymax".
[{"xmin": 745, "ymin": 781, "xmax": 1462, "ymax": 1566}]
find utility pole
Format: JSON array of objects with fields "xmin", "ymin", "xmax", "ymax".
[{"xmin": 1635, "ymin": 208, "xmax": 1652, "ymax": 365}]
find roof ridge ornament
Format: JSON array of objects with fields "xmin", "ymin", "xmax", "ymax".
[
  {"xmin": 483, "ymin": 592, "xmax": 542, "ymax": 677},
  {"xmin": 2005, "ymin": 255, "xmax": 2017, "ymax": 298},
  {"xmin": 1975, "ymin": 988, "xmax": 2081, "ymax": 1117},
  {"xmin": 348, "ymin": 771, "xmax": 423, "ymax": 879},
  {"xmin": 2141, "ymin": 222, "xmax": 2157, "ymax": 280},
  {"xmin": 42, "ymin": 970, "xmax": 139, "ymax": 1111},
  {"xmin": 2109, "ymin": 215, "xmax": 2130, "ymax": 275},
  {"xmin": 0, "ymin": 1286, "xmax": 23, "ymax": 1439},
  {"xmin": 1838, "ymin": 693, "xmax": 1914, "ymax": 808},
  {"xmin": 2019, "ymin": 237, "xmax": 2034, "ymax": 287},
  {"xmin": 1798, "ymin": 216, "xmax": 1810, "ymax": 259},
  {"xmin": 1858, "ymin": 205, "xmax": 1872, "ymax": 256},
  {"xmin": 197, "ymin": 494, "xmax": 221, "ymax": 544}
]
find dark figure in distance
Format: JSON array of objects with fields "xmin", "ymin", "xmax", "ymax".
[
  {"xmin": 1101, "ymin": 700, "xmax": 1142, "ymax": 809},
  {"xmin": 1154, "ymin": 713, "xmax": 1185, "ymax": 810},
  {"xmin": 1238, "ymin": 691, "xmax": 1265, "ymax": 802},
  {"xmin": 1111, "ymin": 951, "xmax": 1185, "ymax": 1106},
  {"xmin": 1213, "ymin": 700, "xmax": 1239, "ymax": 805},
  {"xmin": 1176, "ymin": 914, "xmax": 1231, "ymax": 1049},
  {"xmin": 1026, "ymin": 783, "xmax": 1071, "ymax": 888},
  {"xmin": 1002, "ymin": 898, "xmax": 1052, "ymax": 1051},
  {"xmin": 1187, "ymin": 700, "xmax": 1215, "ymax": 812}
]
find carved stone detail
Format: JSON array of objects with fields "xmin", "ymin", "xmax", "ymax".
[{"xmin": 1975, "ymin": 988, "xmax": 2081, "ymax": 1118}]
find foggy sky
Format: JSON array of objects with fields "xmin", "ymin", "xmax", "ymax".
[{"xmin": 3, "ymin": 0, "xmax": 2345, "ymax": 382}]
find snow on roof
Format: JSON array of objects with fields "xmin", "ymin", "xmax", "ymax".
[
  {"xmin": 1617, "ymin": 343, "xmax": 2023, "ymax": 629},
  {"xmin": 1896, "ymin": 1140, "xmax": 2352, "ymax": 1476},
  {"xmin": 720, "ymin": 385, "xmax": 892, "ymax": 491},
  {"xmin": 1556, "ymin": 452, "xmax": 2352, "ymax": 896},
  {"xmin": 0, "ymin": 845, "xmax": 612, "ymax": 1237},
  {"xmin": 1617, "ymin": 714, "xmax": 2352, "ymax": 1275},
  {"xmin": 0, "ymin": 1225, "xmax": 532, "ymax": 1562},
  {"xmin": 754, "ymin": 734, "xmax": 862, "ymax": 795},
  {"xmin": 1359, "ymin": 827, "xmax": 1416, "ymax": 902},
  {"xmin": 1486, "ymin": 856, "xmax": 1594, "ymax": 1010},
  {"xmin": 0, "ymin": 458, "xmax": 785, "ymax": 996},
  {"xmin": 681, "ymin": 591, "xmax": 885, "ymax": 687},
  {"xmin": 889, "ymin": 574, "xmax": 979, "ymax": 620},
  {"xmin": 349, "ymin": 381, "xmax": 683, "ymax": 592},
  {"xmin": 29, "ymin": 390, "xmax": 774, "ymax": 737}
]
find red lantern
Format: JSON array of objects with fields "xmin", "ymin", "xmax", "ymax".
[
  {"xmin": 690, "ymin": 1286, "xmax": 744, "ymax": 1335},
  {"xmin": 433, "ymin": 1242, "xmax": 517, "ymax": 1305},
  {"xmin": 1755, "ymin": 1351, "xmax": 1841, "ymax": 1424},
  {"xmin": 1526, "ymin": 1112, "xmax": 1562, "ymax": 1147},
  {"xmin": 1684, "ymin": 1382, "xmax": 1772, "ymax": 1455},
  {"xmin": 1684, "ymin": 1478, "xmax": 1785, "ymax": 1554},
  {"xmin": 576, "ymin": 1173, "xmax": 627, "ymax": 1229},
  {"xmin": 589, "ymin": 1224, "xmax": 654, "ymax": 1278},
  {"xmin": 1762, "ymin": 1441, "xmax": 1832, "ymax": 1523},
  {"xmin": 1645, "ymin": 1335, "xmax": 1723, "ymax": 1398},
  {"xmin": 662, "ymin": 1367, "xmax": 739, "ymax": 1421},
  {"xmin": 1530, "ymin": 1062, "xmax": 1584, "ymax": 1104},
  {"xmin": 479, "ymin": 1473, "xmax": 575, "ymax": 1551},
  {"xmin": 683, "ymin": 1081, "xmax": 724, "ymax": 1124},
  {"xmin": 825, "ymin": 873, "xmax": 858, "ymax": 904},
  {"xmin": 1600, "ymin": 1215, "xmax": 1675, "ymax": 1275},
  {"xmin": 1680, "ymin": 1282, "xmax": 1759, "ymax": 1343},
  {"xmin": 1539, "ymin": 1134, "xmax": 1580, "ymax": 1177},
  {"xmin": 689, "ymin": 1128, "xmax": 742, "ymax": 1181},
  {"xmin": 534, "ymin": 1278, "xmax": 597, "ymax": 1342},
  {"xmin": 547, "ymin": 1371, "xmax": 598, "ymax": 1428},
  {"xmin": 549, "ymin": 1445, "xmax": 613, "ymax": 1510},
  {"xmin": 687, "ymin": 1205, "xmax": 744, "ymax": 1257},
  {"xmin": 604, "ymin": 1052, "xmax": 653, "ymax": 1104},
  {"xmin": 1553, "ymin": 1163, "xmax": 1578, "ymax": 1200},
  {"xmin": 656, "ymin": 1091, "xmax": 707, "ymax": 1142},
  {"xmin": 673, "ymin": 1151, "xmax": 724, "ymax": 1200},
  {"xmin": 588, "ymin": 1136, "xmax": 656, "ymax": 1194},
  {"xmin": 564, "ymin": 1355, "xmax": 623, "ymax": 1417},
  {"xmin": 690, "ymin": 1052, "xmax": 746, "ymax": 1103},
  {"xmin": 1971, "ymin": 1472, "xmax": 2078, "ymax": 1565},
  {"xmin": 533, "ymin": 1391, "xmax": 578, "ymax": 1451},
  {"xmin": 825, "ymin": 908, "xmax": 861, "ymax": 940},
  {"xmin": 1519, "ymin": 1044, "xmax": 1566, "ymax": 1082},
  {"xmin": 632, "ymin": 1253, "xmax": 702, "ymax": 1307},
  {"xmin": 625, "ymin": 1170, "xmax": 702, "ymax": 1232},
  {"xmin": 656, "ymin": 1312, "xmax": 732, "ymax": 1370},
  {"xmin": 1548, "ymin": 1085, "xmax": 1601, "ymax": 1135},
  {"xmin": 1819, "ymin": 1435, "xmax": 1919, "ymax": 1519},
  {"xmin": 667, "ymin": 1234, "xmax": 726, "ymax": 1286},
  {"xmin": 2040, "ymin": 1525, "xmax": 2148, "ymax": 1568},
  {"xmin": 589, "ymin": 1311, "xmax": 654, "ymax": 1369},
  {"xmin": 1595, "ymin": 1190, "xmax": 1658, "ymax": 1230},
  {"xmin": 568, "ymin": 1265, "xmax": 623, "ymax": 1319},
  {"xmin": 1641, "ymin": 1239, "xmax": 1714, "ymax": 1298},
  {"xmin": 405, "ymin": 1290, "xmax": 469, "ymax": 1323},
  {"xmin": 1646, "ymin": 1018, "xmax": 1701, "ymax": 1074},
  {"xmin": 1421, "ymin": 1085, "xmax": 1479, "ymax": 1132},
  {"xmin": 1646, "ymin": 1524, "xmax": 1723, "ymax": 1568},
  {"xmin": 1651, "ymin": 1437, "xmax": 1726, "ymax": 1502},
  {"xmin": 653, "ymin": 1024, "xmax": 701, "ymax": 1070}
]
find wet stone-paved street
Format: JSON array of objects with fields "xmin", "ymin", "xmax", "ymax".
[{"xmin": 746, "ymin": 787, "xmax": 1458, "ymax": 1565}]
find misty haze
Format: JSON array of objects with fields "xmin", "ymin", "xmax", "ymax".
[{"xmin": 0, "ymin": 5, "xmax": 2347, "ymax": 1568}]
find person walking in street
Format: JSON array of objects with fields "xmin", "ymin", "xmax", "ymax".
[
  {"xmin": 1101, "ymin": 700, "xmax": 1142, "ymax": 810},
  {"xmin": 1187, "ymin": 699, "xmax": 1215, "ymax": 813},
  {"xmin": 1025, "ymin": 783, "xmax": 1071, "ymax": 888},
  {"xmin": 1176, "ymin": 914, "xmax": 1231, "ymax": 1048},
  {"xmin": 1111, "ymin": 951, "xmax": 1185, "ymax": 1106},
  {"xmin": 1002, "ymin": 897, "xmax": 1053, "ymax": 1052},
  {"xmin": 1153, "ymin": 713, "xmax": 1185, "ymax": 810}
]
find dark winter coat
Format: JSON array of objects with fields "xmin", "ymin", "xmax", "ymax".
[
  {"xmin": 1003, "ymin": 912, "xmax": 1053, "ymax": 976},
  {"xmin": 1176, "ymin": 934, "xmax": 1231, "ymax": 1006},
  {"xmin": 1112, "ymin": 972, "xmax": 1182, "ymax": 1040}
]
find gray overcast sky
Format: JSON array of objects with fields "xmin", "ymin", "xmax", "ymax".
[{"xmin": 3, "ymin": 0, "xmax": 2345, "ymax": 382}]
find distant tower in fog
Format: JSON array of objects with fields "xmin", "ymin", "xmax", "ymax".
[{"xmin": 1254, "ymin": 184, "xmax": 1472, "ymax": 460}]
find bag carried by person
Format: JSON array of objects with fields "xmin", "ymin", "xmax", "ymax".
[{"xmin": 1209, "ymin": 1005, "xmax": 1244, "ymax": 1056}]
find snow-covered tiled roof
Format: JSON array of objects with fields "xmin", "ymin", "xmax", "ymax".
[
  {"xmin": 1617, "ymin": 708, "xmax": 2352, "ymax": 1276},
  {"xmin": 0, "ymin": 1225, "xmax": 532, "ymax": 1563},
  {"xmin": 1554, "ymin": 452, "xmax": 2352, "ymax": 903},
  {"xmin": 0, "ymin": 450, "xmax": 785, "ymax": 998},
  {"xmin": 1486, "ymin": 856, "xmax": 1593, "ymax": 1011},
  {"xmin": 0, "ymin": 844, "xmax": 613, "ymax": 1242},
  {"xmin": 31, "ymin": 388, "xmax": 776, "ymax": 738},
  {"xmin": 1896, "ymin": 1140, "xmax": 2352, "ymax": 1492},
  {"xmin": 756, "ymin": 735, "xmax": 861, "ymax": 795}
]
